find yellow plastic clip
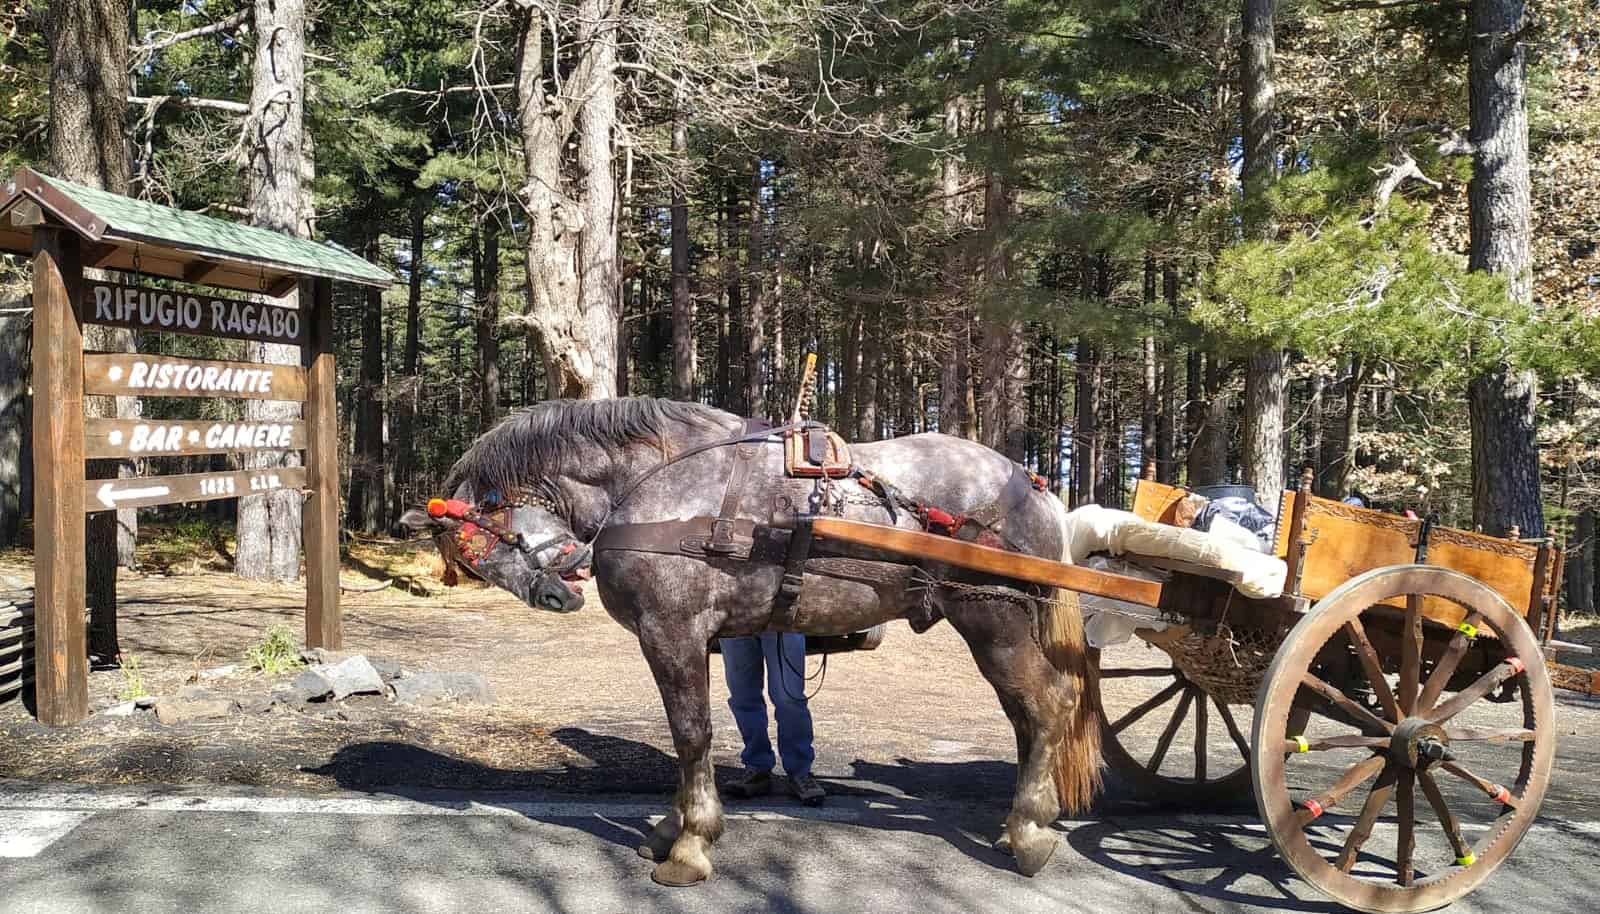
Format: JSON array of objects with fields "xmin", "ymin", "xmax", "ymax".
[
  {"xmin": 1294, "ymin": 736, "xmax": 1310, "ymax": 753},
  {"xmin": 1456, "ymin": 621, "xmax": 1479, "ymax": 639},
  {"xmin": 1455, "ymin": 852, "xmax": 1476, "ymax": 867}
]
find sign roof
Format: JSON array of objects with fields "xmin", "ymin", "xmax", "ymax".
[{"xmin": 0, "ymin": 168, "xmax": 393, "ymax": 293}]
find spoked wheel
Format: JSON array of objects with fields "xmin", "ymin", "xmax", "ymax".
[
  {"xmin": 1094, "ymin": 637, "xmax": 1307, "ymax": 808},
  {"xmin": 1252, "ymin": 565, "xmax": 1555, "ymax": 913}
]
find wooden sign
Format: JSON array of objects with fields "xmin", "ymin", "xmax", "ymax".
[
  {"xmin": 84, "ymin": 467, "xmax": 307, "ymax": 512},
  {"xmin": 80, "ymin": 280, "xmax": 307, "ymax": 346},
  {"xmin": 84, "ymin": 354, "xmax": 307, "ymax": 401},
  {"xmin": 85, "ymin": 418, "xmax": 308, "ymax": 459}
]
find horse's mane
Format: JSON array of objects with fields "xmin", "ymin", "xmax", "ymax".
[{"xmin": 444, "ymin": 397, "xmax": 733, "ymax": 498}]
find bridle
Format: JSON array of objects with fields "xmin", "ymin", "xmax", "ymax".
[{"xmin": 426, "ymin": 490, "xmax": 591, "ymax": 582}]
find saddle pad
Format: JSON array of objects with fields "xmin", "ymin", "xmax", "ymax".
[{"xmin": 784, "ymin": 427, "xmax": 851, "ymax": 478}]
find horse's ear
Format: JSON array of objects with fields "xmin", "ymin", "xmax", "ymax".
[{"xmin": 398, "ymin": 507, "xmax": 439, "ymax": 532}]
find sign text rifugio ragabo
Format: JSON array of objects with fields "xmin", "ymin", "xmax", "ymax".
[{"xmin": 81, "ymin": 280, "xmax": 308, "ymax": 346}]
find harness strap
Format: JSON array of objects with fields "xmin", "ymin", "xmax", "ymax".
[
  {"xmin": 594, "ymin": 517, "xmax": 760, "ymax": 560},
  {"xmin": 771, "ymin": 516, "xmax": 813, "ymax": 630}
]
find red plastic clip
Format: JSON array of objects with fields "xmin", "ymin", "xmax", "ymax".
[
  {"xmin": 1505, "ymin": 656, "xmax": 1526, "ymax": 676},
  {"xmin": 925, "ymin": 507, "xmax": 958, "ymax": 530},
  {"xmin": 1490, "ymin": 784, "xmax": 1512, "ymax": 805},
  {"xmin": 443, "ymin": 498, "xmax": 471, "ymax": 519},
  {"xmin": 1302, "ymin": 799, "xmax": 1325, "ymax": 819}
]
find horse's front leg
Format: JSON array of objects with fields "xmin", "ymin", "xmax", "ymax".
[{"xmin": 639, "ymin": 627, "xmax": 722, "ymax": 886}]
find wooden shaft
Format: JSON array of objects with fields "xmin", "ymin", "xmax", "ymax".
[
  {"xmin": 31, "ymin": 227, "xmax": 88, "ymax": 726},
  {"xmin": 303, "ymin": 278, "xmax": 341, "ymax": 650},
  {"xmin": 806, "ymin": 516, "xmax": 1165, "ymax": 606}
]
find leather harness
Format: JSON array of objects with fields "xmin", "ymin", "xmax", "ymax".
[{"xmin": 592, "ymin": 419, "xmax": 1040, "ymax": 632}]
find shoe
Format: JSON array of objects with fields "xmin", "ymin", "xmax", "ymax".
[
  {"xmin": 723, "ymin": 768, "xmax": 773, "ymax": 799},
  {"xmin": 790, "ymin": 773, "xmax": 825, "ymax": 807}
]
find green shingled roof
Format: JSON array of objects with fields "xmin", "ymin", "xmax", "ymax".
[{"xmin": 30, "ymin": 172, "xmax": 392, "ymax": 287}]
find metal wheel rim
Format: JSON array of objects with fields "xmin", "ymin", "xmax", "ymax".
[{"xmin": 1250, "ymin": 564, "xmax": 1555, "ymax": 913}]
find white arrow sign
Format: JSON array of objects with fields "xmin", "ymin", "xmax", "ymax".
[{"xmin": 96, "ymin": 482, "xmax": 172, "ymax": 509}]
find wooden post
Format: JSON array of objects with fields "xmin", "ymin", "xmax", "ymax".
[
  {"xmin": 302, "ymin": 278, "xmax": 341, "ymax": 649},
  {"xmin": 31, "ymin": 227, "xmax": 88, "ymax": 725}
]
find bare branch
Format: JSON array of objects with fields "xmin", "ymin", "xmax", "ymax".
[
  {"xmin": 1371, "ymin": 149, "xmax": 1442, "ymax": 211},
  {"xmin": 129, "ymin": 94, "xmax": 250, "ymax": 115},
  {"xmin": 134, "ymin": 8, "xmax": 252, "ymax": 56}
]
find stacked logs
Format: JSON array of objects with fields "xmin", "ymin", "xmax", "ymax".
[{"xmin": 0, "ymin": 589, "xmax": 36, "ymax": 706}]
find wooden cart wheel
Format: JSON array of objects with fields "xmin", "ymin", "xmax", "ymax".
[
  {"xmin": 1251, "ymin": 565, "xmax": 1555, "ymax": 913},
  {"xmin": 1092, "ymin": 643, "xmax": 1307, "ymax": 808}
]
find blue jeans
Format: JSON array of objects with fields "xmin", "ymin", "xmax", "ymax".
[{"xmin": 720, "ymin": 632, "xmax": 815, "ymax": 778}]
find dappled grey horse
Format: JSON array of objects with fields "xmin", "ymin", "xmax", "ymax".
[{"xmin": 402, "ymin": 398, "xmax": 1099, "ymax": 886}]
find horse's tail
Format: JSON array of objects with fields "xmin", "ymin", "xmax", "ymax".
[{"xmin": 1043, "ymin": 496, "xmax": 1102, "ymax": 815}]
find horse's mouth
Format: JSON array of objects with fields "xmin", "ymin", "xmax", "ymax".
[{"xmin": 560, "ymin": 567, "xmax": 592, "ymax": 594}]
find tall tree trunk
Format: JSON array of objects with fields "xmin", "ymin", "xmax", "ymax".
[
  {"xmin": 976, "ymin": 75, "xmax": 1025, "ymax": 460},
  {"xmin": 744, "ymin": 158, "xmax": 766, "ymax": 418},
  {"xmin": 514, "ymin": 0, "xmax": 619, "ymax": 400},
  {"xmin": 476, "ymin": 215, "xmax": 502, "ymax": 432},
  {"xmin": 0, "ymin": 310, "xmax": 28, "ymax": 547},
  {"xmin": 1073, "ymin": 341, "xmax": 1101, "ymax": 508},
  {"xmin": 391, "ymin": 199, "xmax": 425, "ymax": 520},
  {"xmin": 669, "ymin": 100, "xmax": 694, "ymax": 400},
  {"xmin": 1156, "ymin": 265, "xmax": 1179, "ymax": 483},
  {"xmin": 347, "ymin": 235, "xmax": 386, "ymax": 533},
  {"xmin": 1337, "ymin": 356, "xmax": 1368, "ymax": 497},
  {"xmin": 1239, "ymin": 0, "xmax": 1286, "ymax": 511},
  {"xmin": 1188, "ymin": 357, "xmax": 1230, "ymax": 486},
  {"xmin": 856, "ymin": 305, "xmax": 881, "ymax": 441},
  {"xmin": 1466, "ymin": 0, "xmax": 1541, "ymax": 538},
  {"xmin": 1568, "ymin": 510, "xmax": 1595, "ymax": 615},
  {"xmin": 50, "ymin": 0, "xmax": 135, "ymax": 657},
  {"xmin": 237, "ymin": 0, "xmax": 308, "ymax": 582},
  {"xmin": 1141, "ymin": 257, "xmax": 1157, "ymax": 475},
  {"xmin": 1305, "ymin": 369, "xmax": 1325, "ymax": 493},
  {"xmin": 938, "ymin": 76, "xmax": 971, "ymax": 438}
]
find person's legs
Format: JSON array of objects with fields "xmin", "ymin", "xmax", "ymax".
[
  {"xmin": 720, "ymin": 637, "xmax": 775, "ymax": 773},
  {"xmin": 761, "ymin": 632, "xmax": 816, "ymax": 779}
]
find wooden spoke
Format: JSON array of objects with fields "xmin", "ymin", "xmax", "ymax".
[
  {"xmin": 1336, "ymin": 766, "xmax": 1398, "ymax": 873},
  {"xmin": 1417, "ymin": 770, "xmax": 1472, "ymax": 863},
  {"xmin": 1343, "ymin": 617, "xmax": 1401, "ymax": 723},
  {"xmin": 1444, "ymin": 727, "xmax": 1537, "ymax": 743},
  {"xmin": 1439, "ymin": 760, "xmax": 1520, "ymax": 810},
  {"xmin": 1100, "ymin": 667, "xmax": 1178, "ymax": 678},
  {"xmin": 1416, "ymin": 611, "xmax": 1483, "ymax": 713},
  {"xmin": 1282, "ymin": 734, "xmax": 1390, "ymax": 754},
  {"xmin": 1303, "ymin": 672, "xmax": 1396, "ymax": 735},
  {"xmin": 1194, "ymin": 689, "xmax": 1208, "ymax": 782},
  {"xmin": 1427, "ymin": 659, "xmax": 1524, "ymax": 724},
  {"xmin": 1296, "ymin": 754, "xmax": 1388, "ymax": 826},
  {"xmin": 1111, "ymin": 680, "xmax": 1184, "ymax": 735},
  {"xmin": 1397, "ymin": 771, "xmax": 1416, "ymax": 886},
  {"xmin": 1147, "ymin": 688, "xmax": 1194, "ymax": 772},
  {"xmin": 1400, "ymin": 595, "xmax": 1424, "ymax": 717},
  {"xmin": 1214, "ymin": 698, "xmax": 1251, "ymax": 763}
]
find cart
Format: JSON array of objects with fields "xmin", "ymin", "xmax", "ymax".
[{"xmin": 806, "ymin": 467, "xmax": 1592, "ymax": 914}]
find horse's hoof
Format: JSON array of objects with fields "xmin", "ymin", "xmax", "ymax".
[
  {"xmin": 651, "ymin": 857, "xmax": 711, "ymax": 887},
  {"xmin": 993, "ymin": 828, "xmax": 1013, "ymax": 856},
  {"xmin": 1010, "ymin": 828, "xmax": 1059, "ymax": 877}
]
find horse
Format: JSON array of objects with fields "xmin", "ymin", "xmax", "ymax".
[{"xmin": 400, "ymin": 397, "xmax": 1100, "ymax": 886}]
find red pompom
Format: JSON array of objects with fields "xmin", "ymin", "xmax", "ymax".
[{"xmin": 427, "ymin": 498, "xmax": 448, "ymax": 518}]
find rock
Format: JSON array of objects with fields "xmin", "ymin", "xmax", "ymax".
[
  {"xmin": 102, "ymin": 701, "xmax": 139, "ymax": 717},
  {"xmin": 390, "ymin": 671, "xmax": 496, "ymax": 707},
  {"xmin": 289, "ymin": 669, "xmax": 335, "ymax": 703},
  {"xmin": 369, "ymin": 657, "xmax": 404, "ymax": 680},
  {"xmin": 317, "ymin": 655, "xmax": 384, "ymax": 700},
  {"xmin": 198, "ymin": 664, "xmax": 239, "ymax": 681},
  {"xmin": 300, "ymin": 647, "xmax": 353, "ymax": 666},
  {"xmin": 154, "ymin": 695, "xmax": 237, "ymax": 724},
  {"xmin": 236, "ymin": 693, "xmax": 277, "ymax": 714}
]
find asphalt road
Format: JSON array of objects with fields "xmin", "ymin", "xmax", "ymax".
[{"xmin": 2, "ymin": 763, "xmax": 1599, "ymax": 914}]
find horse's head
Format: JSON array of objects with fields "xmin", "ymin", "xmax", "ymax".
[{"xmin": 399, "ymin": 481, "xmax": 590, "ymax": 613}]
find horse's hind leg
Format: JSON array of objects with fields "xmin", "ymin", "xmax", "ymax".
[
  {"xmin": 638, "ymin": 629, "xmax": 722, "ymax": 886},
  {"xmin": 946, "ymin": 599, "xmax": 1074, "ymax": 876}
]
